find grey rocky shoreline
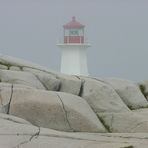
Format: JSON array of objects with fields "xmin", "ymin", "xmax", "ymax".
[{"xmin": 0, "ymin": 54, "xmax": 148, "ymax": 148}]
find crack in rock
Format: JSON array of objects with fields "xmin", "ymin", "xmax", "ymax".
[
  {"xmin": 97, "ymin": 114, "xmax": 110, "ymax": 132},
  {"xmin": 90, "ymin": 77, "xmax": 107, "ymax": 84},
  {"xmin": 74, "ymin": 75, "xmax": 85, "ymax": 97},
  {"xmin": 0, "ymin": 133, "xmax": 148, "ymax": 141},
  {"xmin": 73, "ymin": 76, "xmax": 110, "ymax": 132},
  {"xmin": 29, "ymin": 126, "xmax": 40, "ymax": 141},
  {"xmin": 0, "ymin": 88, "xmax": 4, "ymax": 106},
  {"xmin": 0, "ymin": 117, "xmax": 26, "ymax": 124},
  {"xmin": 130, "ymin": 120, "xmax": 148, "ymax": 132},
  {"xmin": 0, "ymin": 89, "xmax": 4, "ymax": 112},
  {"xmin": 120, "ymin": 146, "xmax": 134, "ymax": 148},
  {"xmin": 56, "ymin": 93, "xmax": 74, "ymax": 132},
  {"xmin": 79, "ymin": 80, "xmax": 85, "ymax": 97},
  {"xmin": 110, "ymin": 114, "xmax": 114, "ymax": 132},
  {"xmin": 99, "ymin": 134, "xmax": 148, "ymax": 140},
  {"xmin": 0, "ymin": 132, "xmax": 148, "ymax": 144},
  {"xmin": 0, "ymin": 88, "xmax": 9, "ymax": 113},
  {"xmin": 74, "ymin": 75, "xmax": 81, "ymax": 80},
  {"xmin": 7, "ymin": 84, "xmax": 13, "ymax": 114},
  {"xmin": 13, "ymin": 126, "xmax": 40, "ymax": 148}
]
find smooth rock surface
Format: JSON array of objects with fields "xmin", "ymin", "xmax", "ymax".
[
  {"xmin": 104, "ymin": 78, "xmax": 148, "ymax": 109},
  {"xmin": 23, "ymin": 67, "xmax": 60, "ymax": 91},
  {"xmin": 0, "ymin": 82, "xmax": 34, "ymax": 113},
  {"xmin": 57, "ymin": 92, "xmax": 107, "ymax": 132},
  {"xmin": 0, "ymin": 113, "xmax": 31, "ymax": 125},
  {"xmin": 133, "ymin": 108, "xmax": 148, "ymax": 117},
  {"xmin": 9, "ymin": 66, "xmax": 21, "ymax": 71},
  {"xmin": 99, "ymin": 112, "xmax": 148, "ymax": 133},
  {"xmin": 9, "ymin": 88, "xmax": 106, "ymax": 132},
  {"xmin": 9, "ymin": 89, "xmax": 70, "ymax": 131},
  {"xmin": 0, "ymin": 54, "xmax": 148, "ymax": 147},
  {"xmin": 80, "ymin": 77, "xmax": 129, "ymax": 113},
  {"xmin": 0, "ymin": 64, "xmax": 8, "ymax": 70},
  {"xmin": 0, "ymin": 69, "xmax": 45, "ymax": 89},
  {"xmin": 0, "ymin": 54, "xmax": 51, "ymax": 72},
  {"xmin": 0, "ymin": 116, "xmax": 38, "ymax": 135},
  {"xmin": 56, "ymin": 74, "xmax": 82, "ymax": 95},
  {"xmin": 0, "ymin": 117, "xmax": 148, "ymax": 148}
]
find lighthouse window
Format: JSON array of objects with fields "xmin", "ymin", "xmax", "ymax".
[{"xmin": 69, "ymin": 30, "xmax": 79, "ymax": 36}]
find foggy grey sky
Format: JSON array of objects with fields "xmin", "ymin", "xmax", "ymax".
[{"xmin": 0, "ymin": 0, "xmax": 148, "ymax": 81}]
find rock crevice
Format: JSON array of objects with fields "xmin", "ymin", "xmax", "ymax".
[
  {"xmin": 13, "ymin": 126, "xmax": 40, "ymax": 148},
  {"xmin": 56, "ymin": 93, "xmax": 74, "ymax": 132},
  {"xmin": 7, "ymin": 84, "xmax": 13, "ymax": 114}
]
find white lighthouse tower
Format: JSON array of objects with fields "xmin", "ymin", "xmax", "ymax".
[{"xmin": 57, "ymin": 16, "xmax": 90, "ymax": 76}]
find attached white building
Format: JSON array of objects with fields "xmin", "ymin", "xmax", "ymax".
[{"xmin": 57, "ymin": 16, "xmax": 90, "ymax": 76}]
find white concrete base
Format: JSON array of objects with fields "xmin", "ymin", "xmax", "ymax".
[{"xmin": 57, "ymin": 43, "xmax": 90, "ymax": 76}]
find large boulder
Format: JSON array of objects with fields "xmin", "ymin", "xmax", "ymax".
[
  {"xmin": 9, "ymin": 88, "xmax": 106, "ymax": 132},
  {"xmin": 0, "ymin": 114, "xmax": 39, "ymax": 148},
  {"xmin": 80, "ymin": 77, "xmax": 129, "ymax": 113},
  {"xmin": 56, "ymin": 92, "xmax": 107, "ymax": 132},
  {"xmin": 1, "ymin": 54, "xmax": 148, "ymax": 147},
  {"xmin": 0, "ymin": 54, "xmax": 51, "ymax": 72},
  {"xmin": 9, "ymin": 89, "xmax": 70, "ymax": 131},
  {"xmin": 56, "ymin": 74, "xmax": 82, "ymax": 96},
  {"xmin": 104, "ymin": 78, "xmax": 148, "ymax": 109},
  {"xmin": 0, "ymin": 113, "xmax": 37, "ymax": 135},
  {"xmin": 99, "ymin": 112, "xmax": 148, "ymax": 133},
  {"xmin": 9, "ymin": 66, "xmax": 21, "ymax": 71},
  {"xmin": 23, "ymin": 67, "xmax": 60, "ymax": 91},
  {"xmin": 0, "ymin": 64, "xmax": 8, "ymax": 70},
  {"xmin": 0, "ymin": 115, "xmax": 147, "ymax": 148},
  {"xmin": 0, "ymin": 83, "xmax": 36, "ymax": 114},
  {"xmin": 0, "ymin": 113, "xmax": 31, "ymax": 125},
  {"xmin": 0, "ymin": 69, "xmax": 45, "ymax": 89},
  {"xmin": 16, "ymin": 135, "xmax": 134, "ymax": 148}
]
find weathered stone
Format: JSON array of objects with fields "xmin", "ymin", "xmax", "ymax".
[
  {"xmin": 18, "ymin": 136, "xmax": 135, "ymax": 148},
  {"xmin": 23, "ymin": 67, "xmax": 60, "ymax": 91},
  {"xmin": 0, "ymin": 118, "xmax": 147, "ymax": 148},
  {"xmin": 0, "ymin": 136, "xmax": 32, "ymax": 148},
  {"xmin": 0, "ymin": 54, "xmax": 50, "ymax": 72},
  {"xmin": 99, "ymin": 112, "xmax": 148, "ymax": 133},
  {"xmin": 133, "ymin": 108, "xmax": 148, "ymax": 117},
  {"xmin": 56, "ymin": 74, "xmax": 82, "ymax": 95},
  {"xmin": 0, "ymin": 70, "xmax": 45, "ymax": 89},
  {"xmin": 0, "ymin": 82, "xmax": 36, "ymax": 114},
  {"xmin": 0, "ymin": 113, "xmax": 31, "ymax": 125},
  {"xmin": 0, "ymin": 116, "xmax": 38, "ymax": 135},
  {"xmin": 0, "ymin": 117, "xmax": 38, "ymax": 147},
  {"xmin": 57, "ymin": 92, "xmax": 107, "ymax": 132},
  {"xmin": 80, "ymin": 77, "xmax": 129, "ymax": 113},
  {"xmin": 104, "ymin": 78, "xmax": 148, "ymax": 109},
  {"xmin": 0, "ymin": 83, "xmax": 12, "ymax": 113},
  {"xmin": 13, "ymin": 83, "xmax": 35, "ymax": 89},
  {"xmin": 1, "ymin": 54, "xmax": 148, "ymax": 147},
  {"xmin": 9, "ymin": 66, "xmax": 21, "ymax": 71},
  {"xmin": 138, "ymin": 80, "xmax": 148, "ymax": 100},
  {"xmin": 9, "ymin": 88, "xmax": 106, "ymax": 132},
  {"xmin": 9, "ymin": 88, "xmax": 70, "ymax": 131},
  {"xmin": 0, "ymin": 64, "xmax": 8, "ymax": 70}
]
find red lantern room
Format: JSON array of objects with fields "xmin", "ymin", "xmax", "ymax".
[{"xmin": 63, "ymin": 16, "xmax": 85, "ymax": 44}]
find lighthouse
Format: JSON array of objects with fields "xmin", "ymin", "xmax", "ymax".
[{"xmin": 57, "ymin": 16, "xmax": 90, "ymax": 76}]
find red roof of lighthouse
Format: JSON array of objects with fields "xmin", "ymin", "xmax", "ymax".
[{"xmin": 63, "ymin": 16, "xmax": 85, "ymax": 29}]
